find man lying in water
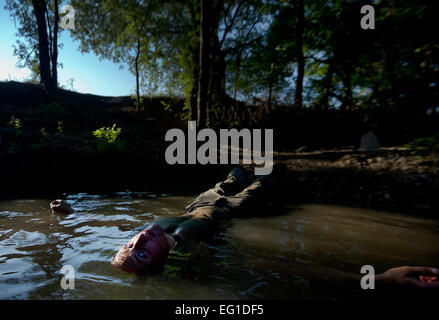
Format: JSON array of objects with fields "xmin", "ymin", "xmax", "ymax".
[
  {"xmin": 113, "ymin": 166, "xmax": 270, "ymax": 274},
  {"xmin": 50, "ymin": 166, "xmax": 439, "ymax": 289}
]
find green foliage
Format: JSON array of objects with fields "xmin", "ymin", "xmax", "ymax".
[
  {"xmin": 8, "ymin": 115, "xmax": 21, "ymax": 129},
  {"xmin": 40, "ymin": 127, "xmax": 48, "ymax": 138},
  {"xmin": 404, "ymin": 134, "xmax": 439, "ymax": 156},
  {"xmin": 92, "ymin": 124, "xmax": 125, "ymax": 153},
  {"xmin": 56, "ymin": 121, "xmax": 63, "ymax": 135},
  {"xmin": 7, "ymin": 115, "xmax": 22, "ymax": 136},
  {"xmin": 93, "ymin": 124, "xmax": 121, "ymax": 143},
  {"xmin": 161, "ymin": 100, "xmax": 188, "ymax": 120},
  {"xmin": 4, "ymin": 0, "xmax": 63, "ymax": 81},
  {"xmin": 130, "ymin": 94, "xmax": 144, "ymax": 110},
  {"xmin": 31, "ymin": 125, "xmax": 67, "ymax": 152},
  {"xmin": 161, "ymin": 100, "xmax": 172, "ymax": 113},
  {"xmin": 6, "ymin": 0, "xmax": 435, "ymax": 128}
]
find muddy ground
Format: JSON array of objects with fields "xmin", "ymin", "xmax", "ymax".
[{"xmin": 274, "ymin": 148, "xmax": 439, "ymax": 217}]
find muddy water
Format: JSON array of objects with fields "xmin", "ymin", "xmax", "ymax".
[{"xmin": 0, "ymin": 192, "xmax": 438, "ymax": 299}]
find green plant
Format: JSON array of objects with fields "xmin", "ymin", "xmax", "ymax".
[
  {"xmin": 404, "ymin": 134, "xmax": 439, "ymax": 155},
  {"xmin": 131, "ymin": 94, "xmax": 144, "ymax": 110},
  {"xmin": 92, "ymin": 124, "xmax": 125, "ymax": 152},
  {"xmin": 7, "ymin": 115, "xmax": 22, "ymax": 136},
  {"xmin": 35, "ymin": 125, "xmax": 66, "ymax": 151},
  {"xmin": 161, "ymin": 99, "xmax": 188, "ymax": 121},
  {"xmin": 93, "ymin": 124, "xmax": 121, "ymax": 143},
  {"xmin": 41, "ymin": 127, "xmax": 48, "ymax": 138},
  {"xmin": 32, "ymin": 127, "xmax": 53, "ymax": 151},
  {"xmin": 161, "ymin": 100, "xmax": 172, "ymax": 113},
  {"xmin": 8, "ymin": 115, "xmax": 21, "ymax": 129},
  {"xmin": 56, "ymin": 121, "xmax": 63, "ymax": 135}
]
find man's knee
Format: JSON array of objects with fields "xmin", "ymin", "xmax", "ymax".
[{"xmin": 228, "ymin": 166, "xmax": 248, "ymax": 186}]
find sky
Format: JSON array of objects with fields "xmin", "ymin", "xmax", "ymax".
[{"xmin": 0, "ymin": 2, "xmax": 136, "ymax": 97}]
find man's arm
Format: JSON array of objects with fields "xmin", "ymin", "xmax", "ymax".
[
  {"xmin": 375, "ymin": 266, "xmax": 439, "ymax": 289},
  {"xmin": 174, "ymin": 206, "xmax": 220, "ymax": 241},
  {"xmin": 334, "ymin": 266, "xmax": 439, "ymax": 290}
]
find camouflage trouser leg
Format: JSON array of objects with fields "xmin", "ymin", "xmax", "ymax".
[
  {"xmin": 186, "ymin": 166, "xmax": 251, "ymax": 213},
  {"xmin": 213, "ymin": 166, "xmax": 250, "ymax": 196},
  {"xmin": 214, "ymin": 179, "xmax": 268, "ymax": 218}
]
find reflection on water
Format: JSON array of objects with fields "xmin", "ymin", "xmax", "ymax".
[{"xmin": 0, "ymin": 193, "xmax": 438, "ymax": 299}]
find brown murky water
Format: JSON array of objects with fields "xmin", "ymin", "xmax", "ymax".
[{"xmin": 0, "ymin": 192, "xmax": 438, "ymax": 299}]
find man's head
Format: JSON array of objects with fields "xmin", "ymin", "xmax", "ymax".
[
  {"xmin": 112, "ymin": 223, "xmax": 176, "ymax": 275},
  {"xmin": 50, "ymin": 199, "xmax": 74, "ymax": 214}
]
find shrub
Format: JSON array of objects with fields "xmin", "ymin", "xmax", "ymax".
[
  {"xmin": 131, "ymin": 94, "xmax": 144, "ymax": 111},
  {"xmin": 161, "ymin": 99, "xmax": 188, "ymax": 120},
  {"xmin": 56, "ymin": 121, "xmax": 63, "ymax": 135},
  {"xmin": 92, "ymin": 124, "xmax": 125, "ymax": 152},
  {"xmin": 7, "ymin": 115, "xmax": 22, "ymax": 136},
  {"xmin": 404, "ymin": 134, "xmax": 439, "ymax": 155},
  {"xmin": 41, "ymin": 127, "xmax": 48, "ymax": 138}
]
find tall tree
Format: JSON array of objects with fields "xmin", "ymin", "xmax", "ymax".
[
  {"xmin": 293, "ymin": 0, "xmax": 304, "ymax": 108},
  {"xmin": 228, "ymin": 1, "xmax": 294, "ymax": 106},
  {"xmin": 51, "ymin": 0, "xmax": 59, "ymax": 88},
  {"xmin": 31, "ymin": 0, "xmax": 54, "ymax": 92},
  {"xmin": 5, "ymin": 0, "xmax": 61, "ymax": 92},
  {"xmin": 70, "ymin": 0, "xmax": 176, "ymax": 111},
  {"xmin": 196, "ymin": 0, "xmax": 211, "ymax": 127}
]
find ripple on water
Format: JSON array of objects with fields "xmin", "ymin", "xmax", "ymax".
[
  {"xmin": 1, "ymin": 230, "xmax": 47, "ymax": 248},
  {"xmin": 0, "ymin": 211, "xmax": 30, "ymax": 219},
  {"xmin": 66, "ymin": 193, "xmax": 103, "ymax": 200},
  {"xmin": 68, "ymin": 200, "xmax": 115, "ymax": 212},
  {"xmin": 114, "ymin": 207, "xmax": 130, "ymax": 211},
  {"xmin": 0, "ymin": 256, "xmax": 52, "ymax": 299},
  {"xmin": 1, "ymin": 197, "xmax": 438, "ymax": 300},
  {"xmin": 114, "ymin": 191, "xmax": 155, "ymax": 198},
  {"xmin": 58, "ymin": 213, "xmax": 140, "ymax": 228}
]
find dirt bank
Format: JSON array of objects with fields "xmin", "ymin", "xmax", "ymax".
[
  {"xmin": 1, "ymin": 81, "xmax": 437, "ymax": 217},
  {"xmin": 274, "ymin": 148, "xmax": 439, "ymax": 217}
]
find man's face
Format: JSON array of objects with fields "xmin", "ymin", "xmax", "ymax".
[{"xmin": 112, "ymin": 224, "xmax": 174, "ymax": 274}]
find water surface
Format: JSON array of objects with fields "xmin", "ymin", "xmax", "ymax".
[{"xmin": 0, "ymin": 192, "xmax": 438, "ymax": 299}]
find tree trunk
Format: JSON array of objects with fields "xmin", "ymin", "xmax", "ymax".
[
  {"xmin": 135, "ymin": 39, "xmax": 141, "ymax": 112},
  {"xmin": 209, "ymin": 44, "xmax": 226, "ymax": 122},
  {"xmin": 189, "ymin": 49, "xmax": 199, "ymax": 121},
  {"xmin": 294, "ymin": 0, "xmax": 305, "ymax": 109},
  {"xmin": 341, "ymin": 64, "xmax": 352, "ymax": 111},
  {"xmin": 197, "ymin": 0, "xmax": 211, "ymax": 128},
  {"xmin": 189, "ymin": 4, "xmax": 200, "ymax": 121},
  {"xmin": 268, "ymin": 63, "xmax": 274, "ymax": 109},
  {"xmin": 207, "ymin": 0, "xmax": 225, "ymax": 124},
  {"xmin": 51, "ymin": 0, "xmax": 59, "ymax": 89},
  {"xmin": 320, "ymin": 57, "xmax": 335, "ymax": 111},
  {"xmin": 32, "ymin": 0, "xmax": 54, "ymax": 92},
  {"xmin": 233, "ymin": 48, "xmax": 244, "ymax": 102},
  {"xmin": 371, "ymin": 68, "xmax": 385, "ymax": 109},
  {"xmin": 384, "ymin": 43, "xmax": 398, "ymax": 109}
]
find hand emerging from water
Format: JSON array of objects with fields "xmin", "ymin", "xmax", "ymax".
[{"xmin": 376, "ymin": 266, "xmax": 439, "ymax": 289}]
